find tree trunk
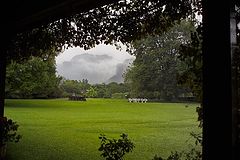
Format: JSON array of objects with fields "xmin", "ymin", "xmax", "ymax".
[
  {"xmin": 0, "ymin": 49, "xmax": 6, "ymax": 117},
  {"xmin": 0, "ymin": 144, "xmax": 7, "ymax": 160}
]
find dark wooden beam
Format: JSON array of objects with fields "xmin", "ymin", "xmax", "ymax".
[{"xmin": 11, "ymin": 0, "xmax": 118, "ymax": 34}]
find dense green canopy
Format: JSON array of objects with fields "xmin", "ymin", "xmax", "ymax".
[
  {"xmin": 124, "ymin": 20, "xmax": 196, "ymax": 100},
  {"xmin": 6, "ymin": 0, "xmax": 199, "ymax": 63}
]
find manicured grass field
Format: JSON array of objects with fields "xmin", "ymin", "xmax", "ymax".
[{"xmin": 4, "ymin": 98, "xmax": 201, "ymax": 160}]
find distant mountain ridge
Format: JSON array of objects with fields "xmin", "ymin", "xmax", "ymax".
[{"xmin": 106, "ymin": 58, "xmax": 133, "ymax": 84}]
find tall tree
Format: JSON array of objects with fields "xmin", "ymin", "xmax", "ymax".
[
  {"xmin": 5, "ymin": 56, "xmax": 63, "ymax": 99},
  {"xmin": 124, "ymin": 20, "xmax": 195, "ymax": 100},
  {"xmin": 178, "ymin": 23, "xmax": 203, "ymax": 127},
  {"xmin": 86, "ymin": 86, "xmax": 97, "ymax": 98}
]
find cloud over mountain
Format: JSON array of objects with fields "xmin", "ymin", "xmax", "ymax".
[
  {"xmin": 57, "ymin": 52, "xmax": 134, "ymax": 84},
  {"xmin": 56, "ymin": 45, "xmax": 135, "ymax": 84}
]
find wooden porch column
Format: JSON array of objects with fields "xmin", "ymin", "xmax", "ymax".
[
  {"xmin": 230, "ymin": 4, "xmax": 239, "ymax": 159},
  {"xmin": 202, "ymin": 0, "xmax": 232, "ymax": 159},
  {"xmin": 0, "ymin": 47, "xmax": 6, "ymax": 117}
]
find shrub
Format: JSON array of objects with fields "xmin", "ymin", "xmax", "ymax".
[
  {"xmin": 98, "ymin": 133, "xmax": 135, "ymax": 160},
  {"xmin": 0, "ymin": 117, "xmax": 22, "ymax": 147}
]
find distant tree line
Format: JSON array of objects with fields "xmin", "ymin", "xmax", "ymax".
[
  {"xmin": 60, "ymin": 79, "xmax": 129, "ymax": 99},
  {"xmin": 5, "ymin": 57, "xmax": 129, "ymax": 99},
  {"xmin": 5, "ymin": 56, "xmax": 62, "ymax": 99},
  {"xmin": 5, "ymin": 52, "xmax": 195, "ymax": 102}
]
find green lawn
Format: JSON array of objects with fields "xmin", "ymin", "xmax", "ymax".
[{"xmin": 4, "ymin": 98, "xmax": 201, "ymax": 160}]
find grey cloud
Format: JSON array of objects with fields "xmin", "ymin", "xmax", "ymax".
[
  {"xmin": 57, "ymin": 53, "xmax": 117, "ymax": 84},
  {"xmin": 56, "ymin": 46, "xmax": 136, "ymax": 84},
  {"xmin": 71, "ymin": 53, "xmax": 113, "ymax": 63}
]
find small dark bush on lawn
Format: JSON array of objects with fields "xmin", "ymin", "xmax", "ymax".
[
  {"xmin": 0, "ymin": 117, "xmax": 22, "ymax": 159},
  {"xmin": 0, "ymin": 117, "xmax": 22, "ymax": 146},
  {"xmin": 98, "ymin": 133, "xmax": 135, "ymax": 160}
]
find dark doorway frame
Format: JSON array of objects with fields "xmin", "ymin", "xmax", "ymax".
[{"xmin": 0, "ymin": 0, "xmax": 238, "ymax": 159}]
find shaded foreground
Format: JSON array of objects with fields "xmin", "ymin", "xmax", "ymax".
[{"xmin": 5, "ymin": 99, "xmax": 200, "ymax": 160}]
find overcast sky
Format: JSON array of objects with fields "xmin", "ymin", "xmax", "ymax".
[{"xmin": 56, "ymin": 44, "xmax": 135, "ymax": 84}]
